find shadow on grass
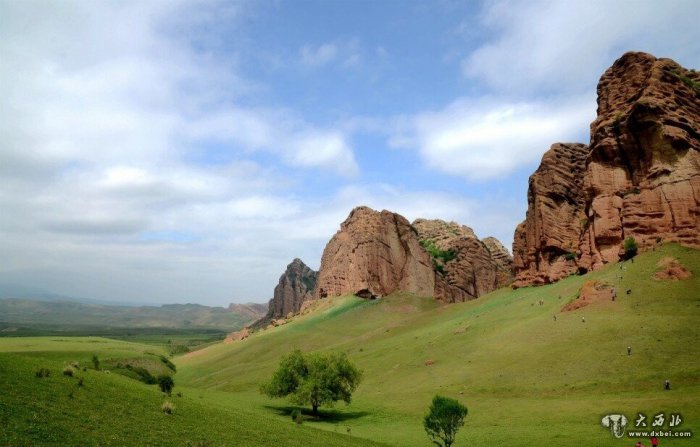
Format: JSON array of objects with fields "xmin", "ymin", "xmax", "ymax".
[{"xmin": 263, "ymin": 404, "xmax": 370, "ymax": 423}]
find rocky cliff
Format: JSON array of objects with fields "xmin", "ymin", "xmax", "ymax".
[
  {"xmin": 514, "ymin": 52, "xmax": 699, "ymax": 286},
  {"xmin": 313, "ymin": 208, "xmax": 512, "ymax": 303},
  {"xmin": 413, "ymin": 219, "xmax": 513, "ymax": 299},
  {"xmin": 482, "ymin": 236, "xmax": 515, "ymax": 286},
  {"xmin": 256, "ymin": 258, "xmax": 317, "ymax": 326},
  {"xmin": 314, "ymin": 207, "xmax": 471, "ymax": 302},
  {"xmin": 512, "ymin": 143, "xmax": 589, "ymax": 286}
]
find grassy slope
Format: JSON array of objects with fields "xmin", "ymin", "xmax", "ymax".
[
  {"xmin": 0, "ymin": 338, "xmax": 386, "ymax": 447},
  {"xmin": 177, "ymin": 244, "xmax": 700, "ymax": 446}
]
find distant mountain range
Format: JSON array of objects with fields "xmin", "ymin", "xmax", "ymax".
[{"xmin": 0, "ymin": 284, "xmax": 267, "ymax": 333}]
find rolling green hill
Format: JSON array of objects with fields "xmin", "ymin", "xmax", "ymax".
[
  {"xmin": 1, "ymin": 244, "xmax": 697, "ymax": 446},
  {"xmin": 176, "ymin": 244, "xmax": 700, "ymax": 446}
]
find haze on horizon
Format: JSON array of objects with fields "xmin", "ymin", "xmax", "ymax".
[{"xmin": 1, "ymin": 0, "xmax": 698, "ymax": 306}]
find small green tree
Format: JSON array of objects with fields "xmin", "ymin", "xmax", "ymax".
[
  {"xmin": 623, "ymin": 236, "xmax": 638, "ymax": 259},
  {"xmin": 157, "ymin": 375, "xmax": 174, "ymax": 395},
  {"xmin": 261, "ymin": 349, "xmax": 362, "ymax": 417},
  {"xmin": 424, "ymin": 395, "xmax": 468, "ymax": 447},
  {"xmin": 92, "ymin": 354, "xmax": 100, "ymax": 371}
]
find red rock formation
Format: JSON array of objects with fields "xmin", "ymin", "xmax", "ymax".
[
  {"xmin": 314, "ymin": 207, "xmax": 469, "ymax": 302},
  {"xmin": 413, "ymin": 219, "xmax": 512, "ymax": 299},
  {"xmin": 514, "ymin": 52, "xmax": 699, "ymax": 286},
  {"xmin": 580, "ymin": 52, "xmax": 700, "ymax": 269},
  {"xmin": 254, "ymin": 258, "xmax": 317, "ymax": 328},
  {"xmin": 482, "ymin": 236, "xmax": 515, "ymax": 286},
  {"xmin": 512, "ymin": 143, "xmax": 589, "ymax": 286}
]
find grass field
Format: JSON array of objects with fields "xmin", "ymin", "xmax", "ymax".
[
  {"xmin": 1, "ymin": 244, "xmax": 698, "ymax": 446},
  {"xmin": 176, "ymin": 244, "xmax": 700, "ymax": 446}
]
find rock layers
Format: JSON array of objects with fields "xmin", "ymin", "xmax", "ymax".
[
  {"xmin": 413, "ymin": 219, "xmax": 513, "ymax": 299},
  {"xmin": 256, "ymin": 258, "xmax": 317, "ymax": 327},
  {"xmin": 314, "ymin": 207, "xmax": 442, "ymax": 300},
  {"xmin": 514, "ymin": 52, "xmax": 700, "ymax": 286},
  {"xmin": 313, "ymin": 207, "xmax": 512, "ymax": 303},
  {"xmin": 512, "ymin": 143, "xmax": 589, "ymax": 286}
]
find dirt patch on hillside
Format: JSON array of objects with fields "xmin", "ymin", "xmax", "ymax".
[
  {"xmin": 561, "ymin": 280, "xmax": 615, "ymax": 312},
  {"xmin": 224, "ymin": 327, "xmax": 250, "ymax": 344},
  {"xmin": 654, "ymin": 257, "xmax": 692, "ymax": 281}
]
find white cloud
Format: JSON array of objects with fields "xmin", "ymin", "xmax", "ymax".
[
  {"xmin": 391, "ymin": 94, "xmax": 594, "ymax": 180},
  {"xmin": 286, "ymin": 131, "xmax": 358, "ymax": 176},
  {"xmin": 462, "ymin": 0, "xmax": 700, "ymax": 95},
  {"xmin": 299, "ymin": 39, "xmax": 363, "ymax": 70},
  {"xmin": 300, "ymin": 43, "xmax": 339, "ymax": 66},
  {"xmin": 0, "ymin": 1, "xmax": 360, "ymax": 304}
]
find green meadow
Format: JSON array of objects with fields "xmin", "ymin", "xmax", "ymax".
[{"xmin": 1, "ymin": 244, "xmax": 698, "ymax": 446}]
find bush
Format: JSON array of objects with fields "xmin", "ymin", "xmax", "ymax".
[
  {"xmin": 159, "ymin": 355, "xmax": 177, "ymax": 372},
  {"xmin": 158, "ymin": 375, "xmax": 175, "ymax": 395},
  {"xmin": 35, "ymin": 368, "xmax": 51, "ymax": 378},
  {"xmin": 421, "ymin": 239, "xmax": 457, "ymax": 264},
  {"xmin": 92, "ymin": 355, "xmax": 100, "ymax": 371},
  {"xmin": 62, "ymin": 367, "xmax": 74, "ymax": 377},
  {"xmin": 77, "ymin": 377, "xmax": 84, "ymax": 387},
  {"xmin": 294, "ymin": 412, "xmax": 304, "ymax": 425},
  {"xmin": 424, "ymin": 395, "xmax": 468, "ymax": 447},
  {"xmin": 161, "ymin": 401, "xmax": 175, "ymax": 415},
  {"xmin": 623, "ymin": 236, "xmax": 638, "ymax": 259}
]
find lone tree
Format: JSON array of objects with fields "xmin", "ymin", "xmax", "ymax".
[
  {"xmin": 261, "ymin": 349, "xmax": 362, "ymax": 417},
  {"xmin": 157, "ymin": 374, "xmax": 174, "ymax": 395},
  {"xmin": 623, "ymin": 236, "xmax": 638, "ymax": 260},
  {"xmin": 424, "ymin": 395, "xmax": 468, "ymax": 447}
]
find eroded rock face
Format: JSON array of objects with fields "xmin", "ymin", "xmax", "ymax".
[
  {"xmin": 256, "ymin": 258, "xmax": 317, "ymax": 327},
  {"xmin": 413, "ymin": 219, "xmax": 513, "ymax": 299},
  {"xmin": 314, "ymin": 207, "xmax": 470, "ymax": 302},
  {"xmin": 512, "ymin": 143, "xmax": 589, "ymax": 287},
  {"xmin": 580, "ymin": 52, "xmax": 700, "ymax": 269},
  {"xmin": 482, "ymin": 236, "xmax": 515, "ymax": 286},
  {"xmin": 514, "ymin": 52, "xmax": 700, "ymax": 286}
]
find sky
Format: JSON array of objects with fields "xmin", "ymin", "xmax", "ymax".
[{"xmin": 1, "ymin": 0, "xmax": 698, "ymax": 306}]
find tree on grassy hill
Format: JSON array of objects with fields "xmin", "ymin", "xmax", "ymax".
[
  {"xmin": 158, "ymin": 375, "xmax": 174, "ymax": 395},
  {"xmin": 261, "ymin": 349, "xmax": 362, "ymax": 417},
  {"xmin": 424, "ymin": 395, "xmax": 468, "ymax": 447}
]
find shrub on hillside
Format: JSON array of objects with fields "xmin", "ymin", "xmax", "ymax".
[
  {"xmin": 92, "ymin": 354, "xmax": 100, "ymax": 371},
  {"xmin": 290, "ymin": 409, "xmax": 301, "ymax": 423},
  {"xmin": 35, "ymin": 368, "xmax": 50, "ymax": 378},
  {"xmin": 62, "ymin": 367, "xmax": 74, "ymax": 377},
  {"xmin": 161, "ymin": 400, "xmax": 175, "ymax": 415},
  {"xmin": 624, "ymin": 237, "xmax": 638, "ymax": 259},
  {"xmin": 159, "ymin": 355, "xmax": 177, "ymax": 372},
  {"xmin": 158, "ymin": 374, "xmax": 175, "ymax": 395}
]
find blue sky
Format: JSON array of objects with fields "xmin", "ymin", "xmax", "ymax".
[{"xmin": 1, "ymin": 0, "xmax": 698, "ymax": 305}]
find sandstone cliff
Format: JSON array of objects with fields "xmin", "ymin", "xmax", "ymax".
[
  {"xmin": 314, "ymin": 207, "xmax": 470, "ymax": 302},
  {"xmin": 482, "ymin": 236, "xmax": 515, "ymax": 286},
  {"xmin": 413, "ymin": 219, "xmax": 513, "ymax": 299},
  {"xmin": 255, "ymin": 258, "xmax": 317, "ymax": 326},
  {"xmin": 313, "ymin": 208, "xmax": 512, "ymax": 303},
  {"xmin": 512, "ymin": 143, "xmax": 589, "ymax": 286},
  {"xmin": 580, "ymin": 52, "xmax": 700, "ymax": 268},
  {"xmin": 514, "ymin": 52, "xmax": 699, "ymax": 286}
]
